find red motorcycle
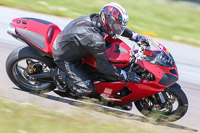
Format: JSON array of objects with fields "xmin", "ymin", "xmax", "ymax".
[{"xmin": 6, "ymin": 17, "xmax": 188, "ymax": 121}]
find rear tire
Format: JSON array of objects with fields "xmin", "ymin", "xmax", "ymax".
[
  {"xmin": 6, "ymin": 46, "xmax": 56, "ymax": 94},
  {"xmin": 134, "ymin": 83, "xmax": 188, "ymax": 122}
]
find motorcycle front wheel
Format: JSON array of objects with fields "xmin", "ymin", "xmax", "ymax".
[{"xmin": 134, "ymin": 83, "xmax": 188, "ymax": 122}]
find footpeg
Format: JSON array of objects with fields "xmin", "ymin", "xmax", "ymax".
[{"xmin": 56, "ymin": 80, "xmax": 66, "ymax": 92}]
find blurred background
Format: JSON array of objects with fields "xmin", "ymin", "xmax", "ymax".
[{"xmin": 0, "ymin": 0, "xmax": 200, "ymax": 46}]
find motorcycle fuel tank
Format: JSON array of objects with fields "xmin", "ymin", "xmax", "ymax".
[{"xmin": 84, "ymin": 36, "xmax": 131, "ymax": 68}]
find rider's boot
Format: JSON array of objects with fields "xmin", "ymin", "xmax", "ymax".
[{"xmin": 51, "ymin": 67, "xmax": 67, "ymax": 92}]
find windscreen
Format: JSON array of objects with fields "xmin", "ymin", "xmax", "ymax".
[{"xmin": 140, "ymin": 39, "xmax": 175, "ymax": 67}]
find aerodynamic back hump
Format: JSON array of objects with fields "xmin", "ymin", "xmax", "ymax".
[{"xmin": 11, "ymin": 17, "xmax": 61, "ymax": 56}]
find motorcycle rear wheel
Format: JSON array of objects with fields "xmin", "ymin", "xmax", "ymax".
[
  {"xmin": 134, "ymin": 83, "xmax": 188, "ymax": 122},
  {"xmin": 6, "ymin": 46, "xmax": 56, "ymax": 94}
]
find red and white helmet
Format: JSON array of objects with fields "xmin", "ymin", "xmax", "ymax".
[{"xmin": 100, "ymin": 2, "xmax": 129, "ymax": 39}]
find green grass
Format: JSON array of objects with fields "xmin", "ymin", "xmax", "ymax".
[
  {"xmin": 0, "ymin": 0, "xmax": 200, "ymax": 46},
  {"xmin": 0, "ymin": 98, "xmax": 166, "ymax": 133}
]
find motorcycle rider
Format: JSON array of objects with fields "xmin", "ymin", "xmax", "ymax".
[{"xmin": 52, "ymin": 2, "xmax": 148, "ymax": 98}]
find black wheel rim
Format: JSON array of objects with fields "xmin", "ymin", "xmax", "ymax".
[
  {"xmin": 139, "ymin": 91, "xmax": 181, "ymax": 117},
  {"xmin": 12, "ymin": 58, "xmax": 51, "ymax": 91}
]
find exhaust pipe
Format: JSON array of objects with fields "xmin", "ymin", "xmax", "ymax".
[{"xmin": 7, "ymin": 23, "xmax": 17, "ymax": 36}]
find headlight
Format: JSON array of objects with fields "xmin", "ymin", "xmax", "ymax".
[
  {"xmin": 157, "ymin": 53, "xmax": 174, "ymax": 67},
  {"xmin": 7, "ymin": 23, "xmax": 16, "ymax": 36}
]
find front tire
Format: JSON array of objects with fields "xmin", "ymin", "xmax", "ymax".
[
  {"xmin": 134, "ymin": 83, "xmax": 188, "ymax": 122},
  {"xmin": 6, "ymin": 46, "xmax": 56, "ymax": 94}
]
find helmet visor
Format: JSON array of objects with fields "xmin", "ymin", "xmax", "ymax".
[{"xmin": 108, "ymin": 16, "xmax": 126, "ymax": 36}]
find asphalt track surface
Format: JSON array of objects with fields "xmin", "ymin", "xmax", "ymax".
[{"xmin": 0, "ymin": 6, "xmax": 199, "ymax": 132}]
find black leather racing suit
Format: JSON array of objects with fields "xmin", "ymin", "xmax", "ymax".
[{"xmin": 52, "ymin": 13, "xmax": 134, "ymax": 96}]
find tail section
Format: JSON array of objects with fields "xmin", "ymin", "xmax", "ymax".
[{"xmin": 8, "ymin": 18, "xmax": 61, "ymax": 56}]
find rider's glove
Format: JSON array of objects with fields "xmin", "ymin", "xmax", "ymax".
[
  {"xmin": 127, "ymin": 72, "xmax": 142, "ymax": 84},
  {"xmin": 119, "ymin": 70, "xmax": 127, "ymax": 81},
  {"xmin": 130, "ymin": 32, "xmax": 149, "ymax": 47},
  {"xmin": 119, "ymin": 70, "xmax": 142, "ymax": 84}
]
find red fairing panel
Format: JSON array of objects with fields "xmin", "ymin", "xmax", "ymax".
[
  {"xmin": 94, "ymin": 80, "xmax": 164, "ymax": 105},
  {"xmin": 138, "ymin": 59, "xmax": 178, "ymax": 87},
  {"xmin": 12, "ymin": 18, "xmax": 61, "ymax": 55},
  {"xmin": 93, "ymin": 56, "xmax": 178, "ymax": 105}
]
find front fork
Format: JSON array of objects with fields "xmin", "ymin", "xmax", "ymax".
[
  {"xmin": 157, "ymin": 92, "xmax": 166, "ymax": 104},
  {"xmin": 151, "ymin": 91, "xmax": 166, "ymax": 107}
]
